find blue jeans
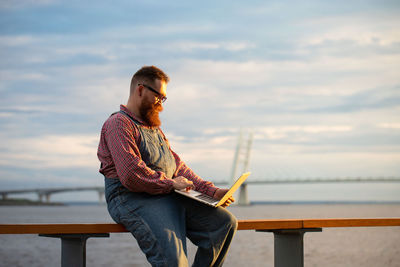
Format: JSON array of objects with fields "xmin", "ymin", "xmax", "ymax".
[{"xmin": 105, "ymin": 178, "xmax": 237, "ymax": 267}]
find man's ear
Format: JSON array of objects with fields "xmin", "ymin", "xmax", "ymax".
[{"xmin": 137, "ymin": 84, "xmax": 143, "ymax": 97}]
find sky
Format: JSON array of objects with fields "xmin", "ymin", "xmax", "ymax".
[{"xmin": 0, "ymin": 0, "xmax": 399, "ymax": 201}]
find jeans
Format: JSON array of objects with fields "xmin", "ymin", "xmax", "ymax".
[{"xmin": 105, "ymin": 177, "xmax": 238, "ymax": 267}]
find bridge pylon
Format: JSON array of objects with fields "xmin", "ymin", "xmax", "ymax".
[
  {"xmin": 230, "ymin": 129, "xmax": 253, "ymax": 205},
  {"xmin": 38, "ymin": 192, "xmax": 51, "ymax": 203},
  {"xmin": 98, "ymin": 190, "xmax": 105, "ymax": 203}
]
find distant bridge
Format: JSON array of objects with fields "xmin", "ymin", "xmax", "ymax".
[
  {"xmin": 0, "ymin": 187, "xmax": 104, "ymax": 203},
  {"xmin": 224, "ymin": 176, "xmax": 400, "ymax": 205},
  {"xmin": 216, "ymin": 176, "xmax": 400, "ymax": 185},
  {"xmin": 1, "ymin": 177, "xmax": 400, "ymax": 203}
]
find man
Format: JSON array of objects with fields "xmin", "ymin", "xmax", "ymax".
[{"xmin": 97, "ymin": 65, "xmax": 237, "ymax": 267}]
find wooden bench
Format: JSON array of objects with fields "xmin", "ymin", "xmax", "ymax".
[{"xmin": 1, "ymin": 218, "xmax": 400, "ymax": 267}]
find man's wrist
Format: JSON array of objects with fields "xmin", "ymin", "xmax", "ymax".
[{"xmin": 163, "ymin": 179, "xmax": 175, "ymax": 193}]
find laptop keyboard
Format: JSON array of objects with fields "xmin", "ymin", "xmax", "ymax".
[{"xmin": 197, "ymin": 193, "xmax": 217, "ymax": 203}]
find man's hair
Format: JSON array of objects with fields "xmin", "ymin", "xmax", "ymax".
[{"xmin": 130, "ymin": 66, "xmax": 170, "ymax": 93}]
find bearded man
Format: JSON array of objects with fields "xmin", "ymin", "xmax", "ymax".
[{"xmin": 97, "ymin": 66, "xmax": 237, "ymax": 267}]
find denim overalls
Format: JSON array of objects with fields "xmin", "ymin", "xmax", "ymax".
[
  {"xmin": 121, "ymin": 110, "xmax": 176, "ymax": 178},
  {"xmin": 104, "ymin": 111, "xmax": 237, "ymax": 267}
]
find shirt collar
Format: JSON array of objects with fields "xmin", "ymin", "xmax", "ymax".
[{"xmin": 120, "ymin": 105, "xmax": 146, "ymax": 125}]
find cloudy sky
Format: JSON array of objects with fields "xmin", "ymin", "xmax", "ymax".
[{"xmin": 1, "ymin": 0, "xmax": 399, "ymax": 201}]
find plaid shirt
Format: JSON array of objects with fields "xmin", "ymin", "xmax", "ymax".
[{"xmin": 97, "ymin": 105, "xmax": 218, "ymax": 196}]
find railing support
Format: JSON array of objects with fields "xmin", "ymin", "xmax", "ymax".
[
  {"xmin": 258, "ymin": 228, "xmax": 322, "ymax": 267},
  {"xmin": 39, "ymin": 233, "xmax": 110, "ymax": 267},
  {"xmin": 238, "ymin": 183, "xmax": 250, "ymax": 205}
]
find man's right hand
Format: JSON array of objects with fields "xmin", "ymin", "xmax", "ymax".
[{"xmin": 172, "ymin": 176, "xmax": 194, "ymax": 191}]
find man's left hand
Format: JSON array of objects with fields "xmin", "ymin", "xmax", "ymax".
[{"xmin": 214, "ymin": 188, "xmax": 235, "ymax": 208}]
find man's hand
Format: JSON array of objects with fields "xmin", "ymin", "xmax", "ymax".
[
  {"xmin": 172, "ymin": 176, "xmax": 194, "ymax": 191},
  {"xmin": 214, "ymin": 188, "xmax": 235, "ymax": 207}
]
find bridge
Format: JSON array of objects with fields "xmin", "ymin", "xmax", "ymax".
[
  {"xmin": 0, "ymin": 187, "xmax": 104, "ymax": 203},
  {"xmin": 1, "ymin": 176, "xmax": 399, "ymax": 204},
  {"xmin": 222, "ymin": 176, "xmax": 400, "ymax": 205}
]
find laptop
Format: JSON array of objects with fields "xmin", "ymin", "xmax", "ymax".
[{"xmin": 174, "ymin": 172, "xmax": 251, "ymax": 207}]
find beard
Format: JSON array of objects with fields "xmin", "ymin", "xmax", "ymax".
[{"xmin": 139, "ymin": 100, "xmax": 163, "ymax": 127}]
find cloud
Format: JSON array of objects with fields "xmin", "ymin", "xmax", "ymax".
[
  {"xmin": 0, "ymin": 35, "xmax": 37, "ymax": 46},
  {"xmin": 164, "ymin": 41, "xmax": 255, "ymax": 52},
  {"xmin": 378, "ymin": 123, "xmax": 400, "ymax": 129},
  {"xmin": 0, "ymin": 134, "xmax": 99, "ymax": 169},
  {"xmin": 302, "ymin": 13, "xmax": 400, "ymax": 46},
  {"xmin": 171, "ymin": 52, "xmax": 400, "ymax": 93},
  {"xmin": 0, "ymin": 0, "xmax": 56, "ymax": 9},
  {"xmin": 0, "ymin": 70, "xmax": 50, "ymax": 82},
  {"xmin": 250, "ymin": 145, "xmax": 400, "ymax": 178},
  {"xmin": 299, "ymin": 86, "xmax": 400, "ymax": 113},
  {"xmin": 256, "ymin": 125, "xmax": 353, "ymax": 140},
  {"xmin": 164, "ymin": 57, "xmax": 400, "ymax": 127}
]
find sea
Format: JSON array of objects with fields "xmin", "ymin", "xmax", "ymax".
[{"xmin": 1, "ymin": 203, "xmax": 400, "ymax": 267}]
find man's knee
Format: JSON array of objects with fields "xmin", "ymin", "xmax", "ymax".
[
  {"xmin": 218, "ymin": 208, "xmax": 238, "ymax": 232},
  {"xmin": 227, "ymin": 212, "xmax": 238, "ymax": 231}
]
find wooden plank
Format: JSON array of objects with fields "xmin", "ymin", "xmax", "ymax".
[
  {"xmin": 237, "ymin": 219, "xmax": 303, "ymax": 230},
  {"xmin": 0, "ymin": 220, "xmax": 303, "ymax": 234},
  {"xmin": 0, "ymin": 223, "xmax": 128, "ymax": 235},
  {"xmin": 303, "ymin": 218, "xmax": 400, "ymax": 228},
  {"xmin": 1, "ymin": 218, "xmax": 400, "ymax": 235}
]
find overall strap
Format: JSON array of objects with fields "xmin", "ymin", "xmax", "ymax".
[{"xmin": 115, "ymin": 110, "xmax": 142, "ymax": 125}]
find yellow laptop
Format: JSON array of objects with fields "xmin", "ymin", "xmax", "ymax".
[{"xmin": 174, "ymin": 172, "xmax": 251, "ymax": 207}]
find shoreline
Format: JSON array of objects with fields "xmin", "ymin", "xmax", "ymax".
[{"xmin": 0, "ymin": 198, "xmax": 64, "ymax": 206}]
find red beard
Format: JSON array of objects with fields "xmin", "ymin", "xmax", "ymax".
[{"xmin": 139, "ymin": 100, "xmax": 163, "ymax": 127}]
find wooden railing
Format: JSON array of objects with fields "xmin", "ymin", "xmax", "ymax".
[{"xmin": 1, "ymin": 218, "xmax": 400, "ymax": 267}]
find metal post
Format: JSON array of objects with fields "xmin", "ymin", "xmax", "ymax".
[
  {"xmin": 258, "ymin": 228, "xmax": 322, "ymax": 267},
  {"xmin": 40, "ymin": 233, "xmax": 110, "ymax": 267}
]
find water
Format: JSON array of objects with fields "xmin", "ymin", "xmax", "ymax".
[
  {"xmin": 9, "ymin": 182, "xmax": 400, "ymax": 203},
  {"xmin": 1, "ymin": 204, "xmax": 400, "ymax": 266}
]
